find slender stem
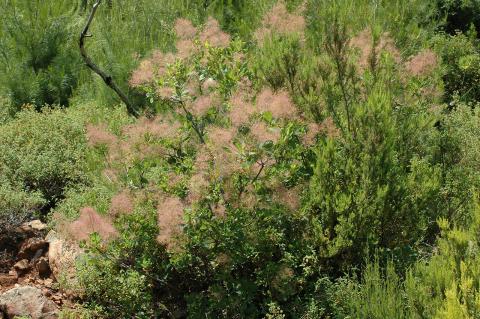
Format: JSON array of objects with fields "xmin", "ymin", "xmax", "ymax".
[
  {"xmin": 252, "ymin": 160, "xmax": 266, "ymax": 184},
  {"xmin": 179, "ymin": 101, "xmax": 205, "ymax": 144}
]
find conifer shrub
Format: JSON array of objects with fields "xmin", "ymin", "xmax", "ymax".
[
  {"xmin": 304, "ymin": 6, "xmax": 445, "ymax": 270},
  {"xmin": 306, "ymin": 89, "xmax": 442, "ymax": 270},
  {"xmin": 0, "ymin": 1, "xmax": 81, "ymax": 110}
]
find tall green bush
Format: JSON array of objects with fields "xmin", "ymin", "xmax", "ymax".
[{"xmin": 306, "ymin": 87, "xmax": 441, "ymax": 269}]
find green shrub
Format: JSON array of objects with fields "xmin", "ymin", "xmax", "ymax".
[
  {"xmin": 303, "ymin": 9, "xmax": 443, "ymax": 270},
  {"xmin": 307, "ymin": 89, "xmax": 442, "ymax": 269},
  {"xmin": 0, "ymin": 107, "xmax": 87, "ymax": 210}
]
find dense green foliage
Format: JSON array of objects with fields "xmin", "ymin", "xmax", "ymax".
[
  {"xmin": 0, "ymin": 106, "xmax": 87, "ymax": 239},
  {"xmin": 2, "ymin": 0, "xmax": 480, "ymax": 318},
  {"xmin": 0, "ymin": 107, "xmax": 87, "ymax": 205}
]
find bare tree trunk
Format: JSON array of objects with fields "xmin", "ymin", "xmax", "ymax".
[{"xmin": 79, "ymin": 0, "xmax": 137, "ymax": 116}]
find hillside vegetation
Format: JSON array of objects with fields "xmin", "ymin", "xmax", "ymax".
[{"xmin": 1, "ymin": 0, "xmax": 480, "ymax": 318}]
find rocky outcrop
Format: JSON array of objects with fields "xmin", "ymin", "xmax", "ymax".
[
  {"xmin": 0, "ymin": 220, "xmax": 82, "ymax": 313},
  {"xmin": 0, "ymin": 286, "xmax": 58, "ymax": 319},
  {"xmin": 0, "ymin": 220, "xmax": 72, "ymax": 310}
]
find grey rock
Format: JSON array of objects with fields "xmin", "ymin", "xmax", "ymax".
[{"xmin": 0, "ymin": 286, "xmax": 58, "ymax": 319}]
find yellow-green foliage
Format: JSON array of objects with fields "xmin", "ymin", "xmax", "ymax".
[
  {"xmin": 323, "ymin": 205, "xmax": 480, "ymax": 319},
  {"xmin": 412, "ymin": 210, "xmax": 480, "ymax": 318}
]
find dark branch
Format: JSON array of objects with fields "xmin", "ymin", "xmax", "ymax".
[{"xmin": 79, "ymin": 0, "xmax": 137, "ymax": 116}]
